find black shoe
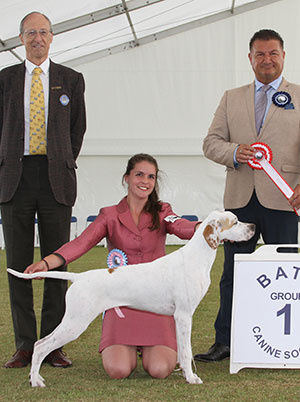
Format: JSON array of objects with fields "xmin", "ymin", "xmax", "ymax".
[
  {"xmin": 194, "ymin": 343, "xmax": 230, "ymax": 362},
  {"xmin": 44, "ymin": 349, "xmax": 72, "ymax": 368},
  {"xmin": 4, "ymin": 350, "xmax": 33, "ymax": 368}
]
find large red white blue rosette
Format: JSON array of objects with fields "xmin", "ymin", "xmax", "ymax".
[
  {"xmin": 106, "ymin": 249, "xmax": 128, "ymax": 318},
  {"xmin": 107, "ymin": 248, "xmax": 128, "ymax": 268},
  {"xmin": 247, "ymin": 142, "xmax": 273, "ymax": 170},
  {"xmin": 248, "ymin": 142, "xmax": 300, "ymax": 216}
]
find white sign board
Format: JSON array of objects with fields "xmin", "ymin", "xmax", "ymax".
[{"xmin": 230, "ymin": 244, "xmax": 300, "ymax": 374}]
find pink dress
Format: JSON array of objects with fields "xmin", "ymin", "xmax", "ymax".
[{"xmin": 55, "ymin": 197, "xmax": 197, "ymax": 352}]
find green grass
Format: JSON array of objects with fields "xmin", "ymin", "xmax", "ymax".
[{"xmin": 1, "ymin": 246, "xmax": 300, "ymax": 401}]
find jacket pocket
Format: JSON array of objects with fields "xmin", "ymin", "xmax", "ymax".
[{"xmin": 281, "ymin": 165, "xmax": 300, "ymax": 173}]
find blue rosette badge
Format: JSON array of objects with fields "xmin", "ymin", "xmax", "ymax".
[
  {"xmin": 272, "ymin": 91, "xmax": 291, "ymax": 108},
  {"xmin": 107, "ymin": 248, "xmax": 128, "ymax": 269},
  {"xmin": 59, "ymin": 94, "xmax": 70, "ymax": 106}
]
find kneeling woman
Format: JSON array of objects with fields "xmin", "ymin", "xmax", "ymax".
[{"xmin": 25, "ymin": 153, "xmax": 199, "ymax": 379}]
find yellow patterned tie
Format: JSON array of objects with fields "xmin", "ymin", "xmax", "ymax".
[{"xmin": 29, "ymin": 67, "xmax": 46, "ymax": 155}]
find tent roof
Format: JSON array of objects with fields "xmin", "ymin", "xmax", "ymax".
[{"xmin": 0, "ymin": 0, "xmax": 281, "ymax": 69}]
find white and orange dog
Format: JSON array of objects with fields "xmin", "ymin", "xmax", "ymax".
[{"xmin": 8, "ymin": 211, "xmax": 255, "ymax": 387}]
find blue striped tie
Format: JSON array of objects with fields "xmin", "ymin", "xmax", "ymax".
[{"xmin": 255, "ymin": 85, "xmax": 271, "ymax": 134}]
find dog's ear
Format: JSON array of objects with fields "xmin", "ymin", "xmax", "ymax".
[{"xmin": 203, "ymin": 222, "xmax": 219, "ymax": 249}]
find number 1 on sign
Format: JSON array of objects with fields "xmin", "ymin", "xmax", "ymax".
[{"xmin": 277, "ymin": 304, "xmax": 291, "ymax": 335}]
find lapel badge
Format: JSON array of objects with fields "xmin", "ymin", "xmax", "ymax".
[
  {"xmin": 107, "ymin": 249, "xmax": 128, "ymax": 268},
  {"xmin": 272, "ymin": 91, "xmax": 291, "ymax": 108},
  {"xmin": 59, "ymin": 94, "xmax": 70, "ymax": 106},
  {"xmin": 164, "ymin": 215, "xmax": 181, "ymax": 223}
]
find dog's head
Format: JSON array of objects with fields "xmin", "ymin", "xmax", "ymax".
[{"xmin": 202, "ymin": 211, "xmax": 255, "ymax": 250}]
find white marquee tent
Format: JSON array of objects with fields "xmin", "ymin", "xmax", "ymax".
[{"xmin": 0, "ymin": 0, "xmax": 298, "ymax": 242}]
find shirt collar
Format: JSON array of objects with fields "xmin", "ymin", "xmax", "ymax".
[
  {"xmin": 255, "ymin": 75, "xmax": 283, "ymax": 92},
  {"xmin": 25, "ymin": 58, "xmax": 50, "ymax": 75}
]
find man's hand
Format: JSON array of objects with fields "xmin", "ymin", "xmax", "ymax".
[
  {"xmin": 289, "ymin": 184, "xmax": 300, "ymax": 211},
  {"xmin": 236, "ymin": 144, "xmax": 256, "ymax": 164}
]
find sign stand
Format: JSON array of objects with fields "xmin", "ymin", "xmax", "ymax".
[{"xmin": 230, "ymin": 244, "xmax": 300, "ymax": 374}]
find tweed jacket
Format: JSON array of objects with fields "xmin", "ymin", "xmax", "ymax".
[
  {"xmin": 56, "ymin": 197, "xmax": 197, "ymax": 265},
  {"xmin": 0, "ymin": 60, "xmax": 86, "ymax": 206},
  {"xmin": 203, "ymin": 78, "xmax": 300, "ymax": 211}
]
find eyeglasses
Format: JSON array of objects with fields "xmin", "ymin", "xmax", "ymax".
[{"xmin": 23, "ymin": 29, "xmax": 52, "ymax": 38}]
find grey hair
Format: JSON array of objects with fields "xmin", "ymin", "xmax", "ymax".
[{"xmin": 19, "ymin": 12, "xmax": 53, "ymax": 34}]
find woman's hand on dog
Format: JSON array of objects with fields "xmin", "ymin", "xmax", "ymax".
[{"xmin": 24, "ymin": 254, "xmax": 64, "ymax": 279}]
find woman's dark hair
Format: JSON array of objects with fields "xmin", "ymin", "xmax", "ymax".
[{"xmin": 123, "ymin": 153, "xmax": 162, "ymax": 231}]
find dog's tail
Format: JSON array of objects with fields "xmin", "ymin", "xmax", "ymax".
[{"xmin": 7, "ymin": 268, "xmax": 78, "ymax": 282}]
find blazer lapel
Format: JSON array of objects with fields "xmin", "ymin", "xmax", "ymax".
[
  {"xmin": 117, "ymin": 197, "xmax": 141, "ymax": 236},
  {"xmin": 117, "ymin": 197, "xmax": 152, "ymax": 234},
  {"xmin": 259, "ymin": 78, "xmax": 288, "ymax": 136},
  {"xmin": 49, "ymin": 61, "xmax": 62, "ymax": 90},
  {"xmin": 14, "ymin": 63, "xmax": 26, "ymax": 123},
  {"xmin": 137, "ymin": 210, "xmax": 152, "ymax": 231},
  {"xmin": 48, "ymin": 61, "xmax": 62, "ymax": 128}
]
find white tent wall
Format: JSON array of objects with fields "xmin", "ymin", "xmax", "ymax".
[{"xmin": 64, "ymin": 0, "xmax": 300, "ymax": 242}]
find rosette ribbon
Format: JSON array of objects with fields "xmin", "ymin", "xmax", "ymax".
[
  {"xmin": 107, "ymin": 248, "xmax": 128, "ymax": 268},
  {"xmin": 106, "ymin": 249, "xmax": 128, "ymax": 318},
  {"xmin": 248, "ymin": 142, "xmax": 300, "ymax": 216}
]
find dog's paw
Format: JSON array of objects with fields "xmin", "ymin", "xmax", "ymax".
[
  {"xmin": 30, "ymin": 374, "xmax": 46, "ymax": 388},
  {"xmin": 186, "ymin": 373, "xmax": 203, "ymax": 384}
]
